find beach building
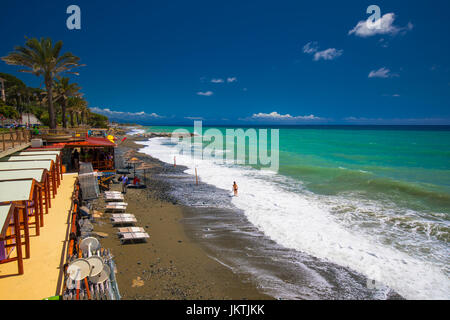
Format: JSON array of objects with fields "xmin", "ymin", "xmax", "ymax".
[
  {"xmin": 28, "ymin": 131, "xmax": 117, "ymax": 173},
  {"xmin": 0, "ymin": 130, "xmax": 121, "ymax": 299}
]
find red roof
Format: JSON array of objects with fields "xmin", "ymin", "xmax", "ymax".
[
  {"xmin": 30, "ymin": 137, "xmax": 116, "ymax": 149},
  {"xmin": 66, "ymin": 137, "xmax": 117, "ymax": 147}
]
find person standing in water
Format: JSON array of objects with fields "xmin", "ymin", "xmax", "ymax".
[{"xmin": 233, "ymin": 181, "xmax": 238, "ymax": 196}]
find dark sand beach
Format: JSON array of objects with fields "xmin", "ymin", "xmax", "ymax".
[{"xmin": 90, "ymin": 137, "xmax": 272, "ymax": 300}]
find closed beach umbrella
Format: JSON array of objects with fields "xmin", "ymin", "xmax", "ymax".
[{"xmin": 137, "ymin": 163, "xmax": 153, "ymax": 183}]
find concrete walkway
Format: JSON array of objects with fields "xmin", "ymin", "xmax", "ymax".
[{"xmin": 0, "ymin": 173, "xmax": 77, "ymax": 300}]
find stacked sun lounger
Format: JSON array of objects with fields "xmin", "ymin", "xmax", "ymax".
[
  {"xmin": 101, "ymin": 183, "xmax": 150, "ymax": 244},
  {"xmin": 105, "ymin": 203, "xmax": 127, "ymax": 212},
  {"xmin": 110, "ymin": 213, "xmax": 137, "ymax": 225},
  {"xmin": 104, "ymin": 192, "xmax": 124, "ymax": 202}
]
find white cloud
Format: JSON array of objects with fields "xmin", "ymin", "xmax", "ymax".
[
  {"xmin": 90, "ymin": 107, "xmax": 162, "ymax": 118},
  {"xmin": 251, "ymin": 111, "xmax": 322, "ymax": 121},
  {"xmin": 197, "ymin": 91, "xmax": 214, "ymax": 96},
  {"xmin": 303, "ymin": 41, "xmax": 318, "ymax": 54},
  {"xmin": 302, "ymin": 42, "xmax": 343, "ymax": 61},
  {"xmin": 227, "ymin": 77, "xmax": 237, "ymax": 83},
  {"xmin": 211, "ymin": 78, "xmax": 224, "ymax": 83},
  {"xmin": 90, "ymin": 107, "xmax": 163, "ymax": 120},
  {"xmin": 313, "ymin": 48, "xmax": 343, "ymax": 61},
  {"xmin": 348, "ymin": 13, "xmax": 413, "ymax": 37},
  {"xmin": 368, "ymin": 67, "xmax": 398, "ymax": 78}
]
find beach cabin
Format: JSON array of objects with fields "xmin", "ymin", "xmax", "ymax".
[
  {"xmin": 2, "ymin": 154, "xmax": 61, "ymax": 186},
  {"xmin": 0, "ymin": 160, "xmax": 58, "ymax": 198},
  {"xmin": 0, "ymin": 169, "xmax": 51, "ymax": 213},
  {"xmin": 0, "ymin": 179, "xmax": 44, "ymax": 237},
  {"xmin": 15, "ymin": 150, "xmax": 63, "ymax": 181},
  {"xmin": 0, "ymin": 203, "xmax": 29, "ymax": 275}
]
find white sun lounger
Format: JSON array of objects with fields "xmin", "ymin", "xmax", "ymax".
[
  {"xmin": 118, "ymin": 232, "xmax": 149, "ymax": 243},
  {"xmin": 117, "ymin": 227, "xmax": 145, "ymax": 233},
  {"xmin": 111, "ymin": 217, "xmax": 137, "ymax": 225},
  {"xmin": 112, "ymin": 213, "xmax": 135, "ymax": 219},
  {"xmin": 105, "ymin": 205, "xmax": 127, "ymax": 212},
  {"xmin": 105, "ymin": 198, "xmax": 125, "ymax": 203},
  {"xmin": 104, "ymin": 194, "xmax": 124, "ymax": 199},
  {"xmin": 105, "ymin": 202, "xmax": 128, "ymax": 206}
]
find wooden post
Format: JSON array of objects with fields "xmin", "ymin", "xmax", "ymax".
[
  {"xmin": 22, "ymin": 206, "xmax": 30, "ymax": 259},
  {"xmin": 174, "ymin": 156, "xmax": 176, "ymax": 167},
  {"xmin": 44, "ymin": 182, "xmax": 49, "ymax": 214},
  {"xmin": 195, "ymin": 168, "xmax": 198, "ymax": 185},
  {"xmin": 10, "ymin": 129, "xmax": 14, "ymax": 148},
  {"xmin": 46, "ymin": 177, "xmax": 51, "ymax": 208},
  {"xmin": 39, "ymin": 187, "xmax": 44, "ymax": 227},
  {"xmin": 52, "ymin": 169, "xmax": 57, "ymax": 198},
  {"xmin": 33, "ymin": 191, "xmax": 40, "ymax": 236},
  {"xmin": 13, "ymin": 209, "xmax": 24, "ymax": 275},
  {"xmin": 2, "ymin": 132, "xmax": 5, "ymax": 151}
]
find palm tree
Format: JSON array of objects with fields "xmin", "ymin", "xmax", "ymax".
[
  {"xmin": 54, "ymin": 77, "xmax": 81, "ymax": 128},
  {"xmin": 1, "ymin": 37, "xmax": 83, "ymax": 129},
  {"xmin": 67, "ymin": 96, "xmax": 88, "ymax": 127}
]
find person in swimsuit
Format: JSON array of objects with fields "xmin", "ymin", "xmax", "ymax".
[{"xmin": 233, "ymin": 181, "xmax": 238, "ymax": 196}]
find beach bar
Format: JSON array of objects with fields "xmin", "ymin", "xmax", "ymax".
[
  {"xmin": 0, "ymin": 203, "xmax": 29, "ymax": 275},
  {"xmin": 28, "ymin": 137, "xmax": 117, "ymax": 173}
]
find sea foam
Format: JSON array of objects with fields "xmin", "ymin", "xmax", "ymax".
[{"xmin": 139, "ymin": 137, "xmax": 450, "ymax": 300}]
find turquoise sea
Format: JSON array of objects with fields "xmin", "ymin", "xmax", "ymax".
[{"xmin": 135, "ymin": 125, "xmax": 450, "ymax": 299}]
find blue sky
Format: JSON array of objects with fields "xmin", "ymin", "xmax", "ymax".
[{"xmin": 1, "ymin": 0, "xmax": 449, "ymax": 124}]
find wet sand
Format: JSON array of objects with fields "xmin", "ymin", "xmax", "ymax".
[{"xmin": 91, "ymin": 138, "xmax": 272, "ymax": 300}]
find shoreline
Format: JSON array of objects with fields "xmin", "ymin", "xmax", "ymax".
[
  {"xmin": 91, "ymin": 136, "xmax": 272, "ymax": 300},
  {"xmin": 117, "ymin": 133, "xmax": 407, "ymax": 300}
]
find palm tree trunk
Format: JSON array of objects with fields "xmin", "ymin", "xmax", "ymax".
[
  {"xmin": 61, "ymin": 98, "xmax": 67, "ymax": 128},
  {"xmin": 70, "ymin": 111, "xmax": 75, "ymax": 127},
  {"xmin": 45, "ymin": 78, "xmax": 56, "ymax": 129}
]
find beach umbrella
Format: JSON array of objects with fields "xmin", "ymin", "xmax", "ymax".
[
  {"xmin": 107, "ymin": 135, "xmax": 115, "ymax": 143},
  {"xmin": 128, "ymin": 157, "xmax": 141, "ymax": 177}
]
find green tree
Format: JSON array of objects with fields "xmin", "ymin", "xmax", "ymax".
[
  {"xmin": 0, "ymin": 100, "xmax": 19, "ymax": 119},
  {"xmin": 1, "ymin": 37, "xmax": 83, "ymax": 129},
  {"xmin": 88, "ymin": 112, "xmax": 109, "ymax": 128},
  {"xmin": 67, "ymin": 96, "xmax": 88, "ymax": 127}
]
